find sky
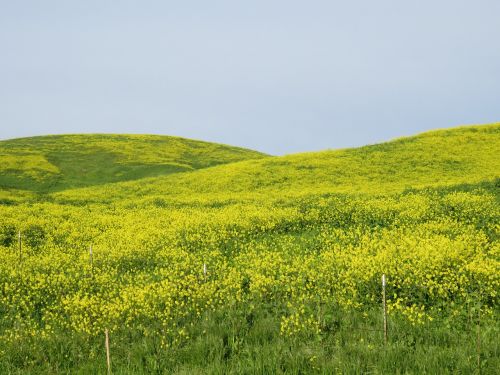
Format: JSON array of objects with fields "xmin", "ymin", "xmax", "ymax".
[{"xmin": 1, "ymin": 1, "xmax": 499, "ymax": 155}]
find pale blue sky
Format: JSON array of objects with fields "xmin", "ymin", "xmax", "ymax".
[{"xmin": 1, "ymin": 1, "xmax": 499, "ymax": 154}]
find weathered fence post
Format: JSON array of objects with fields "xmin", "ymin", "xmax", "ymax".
[
  {"xmin": 18, "ymin": 230, "xmax": 22, "ymax": 262},
  {"xmin": 476, "ymin": 295, "xmax": 481, "ymax": 373},
  {"xmin": 105, "ymin": 329, "xmax": 111, "ymax": 375},
  {"xmin": 382, "ymin": 274, "xmax": 387, "ymax": 345},
  {"xmin": 89, "ymin": 245, "xmax": 93, "ymax": 276}
]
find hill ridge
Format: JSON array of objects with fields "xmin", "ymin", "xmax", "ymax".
[
  {"xmin": 0, "ymin": 133, "xmax": 268, "ymax": 192},
  {"xmin": 49, "ymin": 123, "xmax": 499, "ymax": 205}
]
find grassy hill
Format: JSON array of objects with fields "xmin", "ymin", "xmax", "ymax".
[
  {"xmin": 0, "ymin": 134, "xmax": 268, "ymax": 192},
  {"xmin": 53, "ymin": 123, "xmax": 500, "ymax": 205},
  {"xmin": 0, "ymin": 123, "xmax": 499, "ymax": 374}
]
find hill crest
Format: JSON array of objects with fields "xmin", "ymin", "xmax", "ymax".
[
  {"xmin": 49, "ymin": 123, "xmax": 500, "ymax": 204},
  {"xmin": 0, "ymin": 133, "xmax": 268, "ymax": 192}
]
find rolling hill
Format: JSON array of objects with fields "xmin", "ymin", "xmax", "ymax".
[
  {"xmin": 1, "ymin": 123, "xmax": 499, "ymax": 374},
  {"xmin": 52, "ymin": 123, "xmax": 500, "ymax": 205},
  {"xmin": 0, "ymin": 133, "xmax": 268, "ymax": 192}
]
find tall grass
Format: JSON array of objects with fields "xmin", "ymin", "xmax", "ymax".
[{"xmin": 1, "ymin": 307, "xmax": 498, "ymax": 374}]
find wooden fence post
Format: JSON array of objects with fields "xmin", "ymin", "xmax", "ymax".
[
  {"xmin": 105, "ymin": 329, "xmax": 111, "ymax": 375},
  {"xmin": 89, "ymin": 245, "xmax": 93, "ymax": 276},
  {"xmin": 382, "ymin": 274, "xmax": 388, "ymax": 345},
  {"xmin": 476, "ymin": 296, "xmax": 481, "ymax": 373},
  {"xmin": 18, "ymin": 230, "xmax": 22, "ymax": 262}
]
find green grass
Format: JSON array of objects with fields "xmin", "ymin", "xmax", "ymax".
[
  {"xmin": 2, "ymin": 124, "xmax": 498, "ymax": 201},
  {"xmin": 1, "ymin": 307, "xmax": 498, "ymax": 374},
  {"xmin": 0, "ymin": 134, "xmax": 268, "ymax": 192}
]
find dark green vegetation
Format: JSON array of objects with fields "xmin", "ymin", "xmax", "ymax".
[
  {"xmin": 0, "ymin": 134, "xmax": 267, "ymax": 192},
  {"xmin": 0, "ymin": 123, "xmax": 499, "ymax": 374}
]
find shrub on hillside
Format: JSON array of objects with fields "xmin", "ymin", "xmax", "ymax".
[
  {"xmin": 24, "ymin": 224, "xmax": 46, "ymax": 251},
  {"xmin": 0, "ymin": 224, "xmax": 16, "ymax": 247}
]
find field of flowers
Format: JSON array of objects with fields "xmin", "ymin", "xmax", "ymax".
[{"xmin": 0, "ymin": 124, "xmax": 498, "ymax": 373}]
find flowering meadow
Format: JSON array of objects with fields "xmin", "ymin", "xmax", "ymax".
[{"xmin": 0, "ymin": 125, "xmax": 499, "ymax": 373}]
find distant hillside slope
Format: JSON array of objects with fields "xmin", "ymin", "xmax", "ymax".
[
  {"xmin": 54, "ymin": 123, "xmax": 500, "ymax": 204},
  {"xmin": 0, "ymin": 134, "xmax": 268, "ymax": 191}
]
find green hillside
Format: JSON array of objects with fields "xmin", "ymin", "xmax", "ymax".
[
  {"xmin": 54, "ymin": 123, "xmax": 500, "ymax": 204},
  {"xmin": 1, "ymin": 123, "xmax": 499, "ymax": 374},
  {"xmin": 0, "ymin": 134, "xmax": 268, "ymax": 192}
]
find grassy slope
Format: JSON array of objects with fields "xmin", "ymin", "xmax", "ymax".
[
  {"xmin": 54, "ymin": 123, "xmax": 500, "ymax": 204},
  {"xmin": 1, "ymin": 123, "xmax": 499, "ymax": 374},
  {"xmin": 0, "ymin": 134, "xmax": 268, "ymax": 192}
]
